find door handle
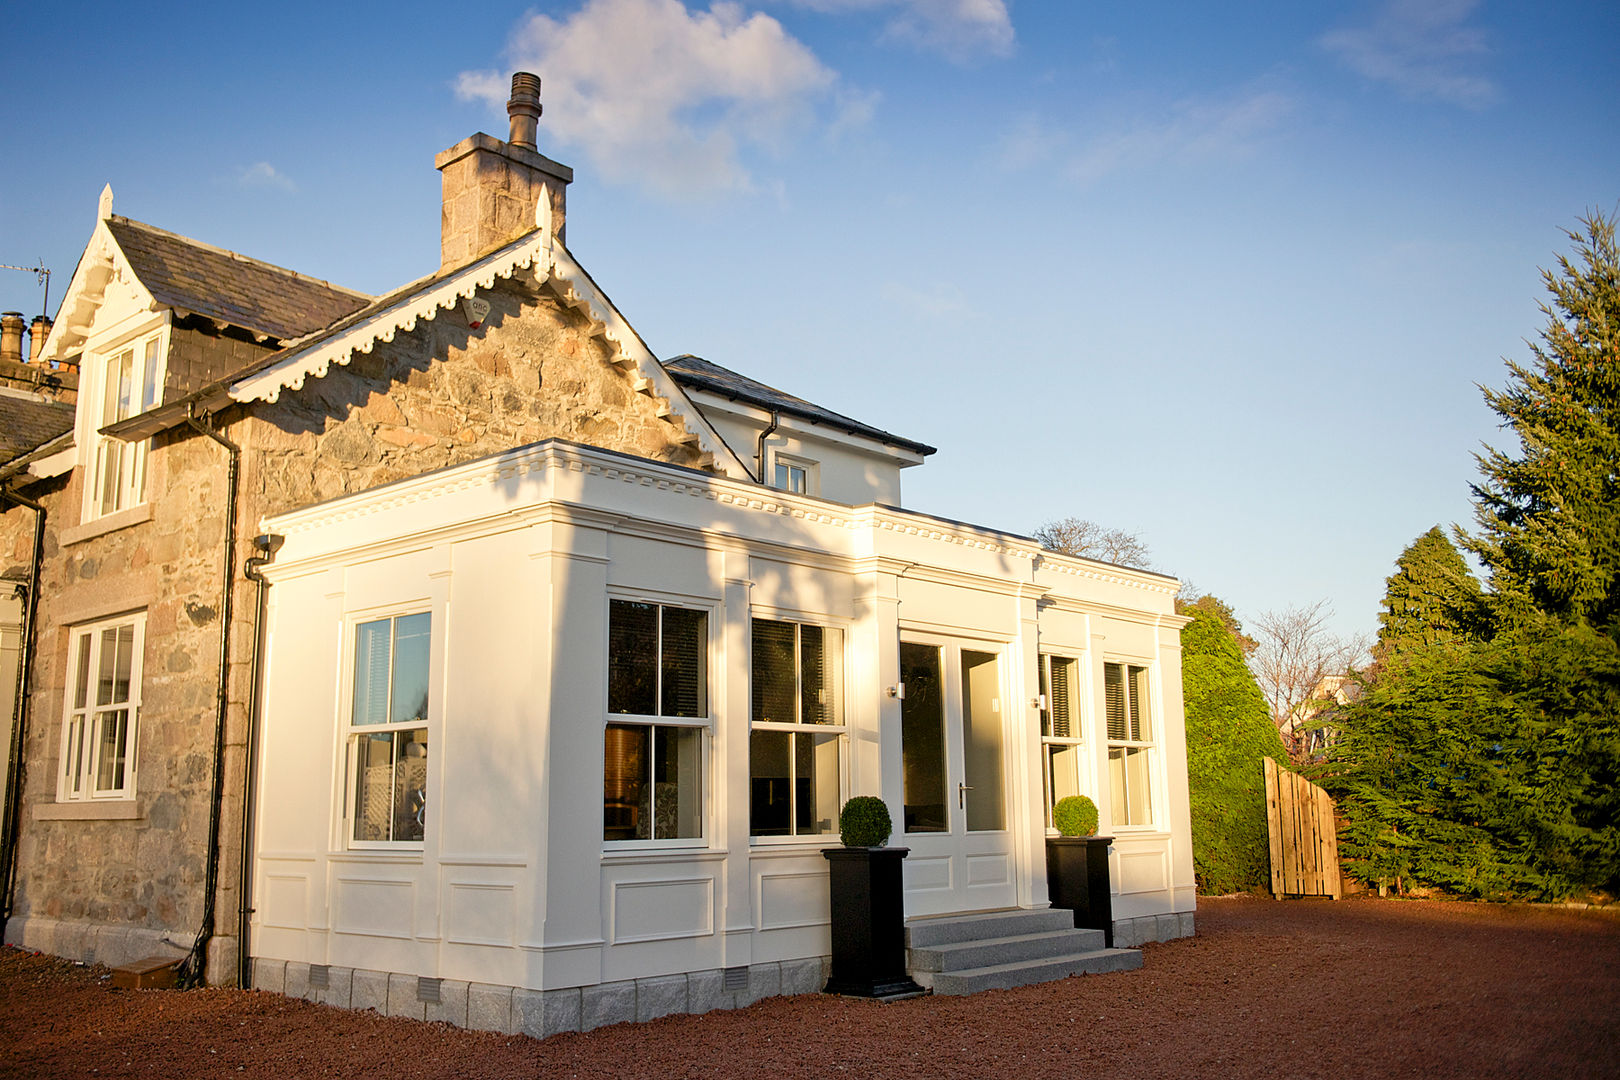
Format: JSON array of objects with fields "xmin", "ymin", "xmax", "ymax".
[{"xmin": 958, "ymin": 783, "xmax": 974, "ymax": 809}]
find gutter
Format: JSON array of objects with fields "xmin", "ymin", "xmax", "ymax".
[
  {"xmin": 0, "ymin": 486, "xmax": 44, "ymax": 943},
  {"xmin": 175, "ymin": 409, "xmax": 240, "ymax": 987}
]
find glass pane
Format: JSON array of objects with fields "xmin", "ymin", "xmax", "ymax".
[
  {"xmin": 394, "ymin": 729, "xmax": 428, "ymax": 842},
  {"xmin": 900, "ymin": 642, "xmax": 946, "ymax": 833},
  {"xmin": 749, "ymin": 730, "xmax": 791, "ymax": 836},
  {"xmin": 98, "ymin": 440, "xmax": 123, "ymax": 516},
  {"xmin": 774, "ymin": 462, "xmax": 789, "ymax": 489},
  {"xmin": 1046, "ymin": 743, "xmax": 1081, "ymax": 825},
  {"xmin": 652, "ymin": 725, "xmax": 703, "ymax": 839},
  {"xmin": 751, "ymin": 620, "xmax": 797, "ymax": 724},
  {"xmin": 603, "ymin": 723, "xmax": 649, "ymax": 840},
  {"xmin": 72, "ymin": 633, "xmax": 91, "ymax": 710},
  {"xmin": 351, "ymin": 619, "xmax": 392, "ymax": 726},
  {"xmin": 116, "ymin": 347, "xmax": 134, "ymax": 421},
  {"xmin": 961, "ymin": 649, "xmax": 1005, "ymax": 832},
  {"xmin": 141, "ymin": 336, "xmax": 161, "ymax": 412},
  {"xmin": 390, "ymin": 613, "xmax": 431, "ymax": 725},
  {"xmin": 112, "ymin": 623, "xmax": 134, "ymax": 704},
  {"xmin": 130, "ymin": 440, "xmax": 148, "ymax": 506},
  {"xmin": 96, "ymin": 626, "xmax": 119, "ymax": 707},
  {"xmin": 1129, "ymin": 665, "xmax": 1150, "ymax": 741},
  {"xmin": 608, "ymin": 601, "xmax": 657, "ymax": 715},
  {"xmin": 94, "ymin": 708, "xmax": 128, "ymax": 792},
  {"xmin": 65, "ymin": 715, "xmax": 85, "ymax": 795},
  {"xmin": 660, "ymin": 607, "xmax": 707, "ymax": 718},
  {"xmin": 796, "ymin": 731, "xmax": 840, "ymax": 836},
  {"xmin": 353, "ymin": 731, "xmax": 396, "ymax": 841},
  {"xmin": 1108, "ymin": 747, "xmax": 1127, "ymax": 826},
  {"xmin": 801, "ymin": 625, "xmax": 841, "ymax": 725},
  {"xmin": 1104, "ymin": 664, "xmax": 1127, "ymax": 741},
  {"xmin": 1125, "ymin": 746, "xmax": 1152, "ymax": 825},
  {"xmin": 1048, "ymin": 657, "xmax": 1074, "ymax": 739}
]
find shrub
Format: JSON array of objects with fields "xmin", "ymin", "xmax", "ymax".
[
  {"xmin": 1053, "ymin": 795, "xmax": 1099, "ymax": 837},
  {"xmin": 839, "ymin": 796, "xmax": 893, "ymax": 848}
]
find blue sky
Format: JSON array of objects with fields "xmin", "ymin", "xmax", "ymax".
[{"xmin": 3, "ymin": 0, "xmax": 1616, "ymax": 642}]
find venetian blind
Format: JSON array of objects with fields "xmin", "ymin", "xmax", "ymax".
[
  {"xmin": 660, "ymin": 606, "xmax": 708, "ymax": 718},
  {"xmin": 751, "ymin": 620, "xmax": 798, "ymax": 723},
  {"xmin": 608, "ymin": 600, "xmax": 658, "ymax": 715},
  {"xmin": 1048, "ymin": 657, "xmax": 1073, "ymax": 739}
]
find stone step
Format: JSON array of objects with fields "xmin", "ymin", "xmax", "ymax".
[
  {"xmin": 908, "ymin": 927, "xmax": 1109, "ymax": 973},
  {"xmin": 905, "ymin": 908, "xmax": 1076, "ymax": 949},
  {"xmin": 918, "ymin": 947, "xmax": 1143, "ymax": 996}
]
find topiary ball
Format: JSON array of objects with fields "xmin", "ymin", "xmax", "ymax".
[
  {"xmin": 1053, "ymin": 795, "xmax": 1099, "ymax": 837},
  {"xmin": 839, "ymin": 796, "xmax": 893, "ymax": 848}
]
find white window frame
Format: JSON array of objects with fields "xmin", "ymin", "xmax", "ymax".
[
  {"xmin": 341, "ymin": 609, "xmax": 433, "ymax": 849},
  {"xmin": 604, "ymin": 596, "xmax": 715, "ymax": 848},
  {"xmin": 1104, "ymin": 660, "xmax": 1156, "ymax": 829},
  {"xmin": 748, "ymin": 615, "xmax": 848, "ymax": 842},
  {"xmin": 57, "ymin": 612, "xmax": 146, "ymax": 802},
  {"xmin": 1039, "ymin": 652, "xmax": 1086, "ymax": 831},
  {"xmin": 83, "ymin": 323, "xmax": 166, "ymax": 522},
  {"xmin": 770, "ymin": 452, "xmax": 817, "ymax": 497}
]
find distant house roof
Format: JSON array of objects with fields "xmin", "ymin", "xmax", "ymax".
[
  {"xmin": 0, "ymin": 387, "xmax": 75, "ymax": 463},
  {"xmin": 106, "ymin": 217, "xmax": 371, "ymax": 343},
  {"xmin": 663, "ymin": 354, "xmax": 935, "ymax": 457}
]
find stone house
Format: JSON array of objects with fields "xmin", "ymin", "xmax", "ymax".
[{"xmin": 0, "ymin": 74, "xmax": 1194, "ymax": 1031}]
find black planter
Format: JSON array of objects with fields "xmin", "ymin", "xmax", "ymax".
[
  {"xmin": 1045, "ymin": 835, "xmax": 1115, "ymax": 947},
  {"xmin": 822, "ymin": 846, "xmax": 924, "ymax": 998}
]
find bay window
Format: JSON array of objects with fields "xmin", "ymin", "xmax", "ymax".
[
  {"xmin": 347, "ymin": 612, "xmax": 430, "ymax": 844},
  {"xmin": 1105, "ymin": 662, "xmax": 1154, "ymax": 827},
  {"xmin": 749, "ymin": 618, "xmax": 843, "ymax": 837},
  {"xmin": 58, "ymin": 613, "xmax": 145, "ymax": 801},
  {"xmin": 604, "ymin": 599, "xmax": 709, "ymax": 842}
]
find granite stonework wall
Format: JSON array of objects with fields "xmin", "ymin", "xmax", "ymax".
[
  {"xmin": 254, "ymin": 956, "xmax": 829, "ymax": 1037},
  {"xmin": 240, "ymin": 277, "xmax": 705, "ymax": 514},
  {"xmin": 1113, "ymin": 911, "xmax": 1196, "ymax": 947},
  {"xmin": 5, "ymin": 272, "xmax": 710, "ymax": 984},
  {"xmin": 2, "ymin": 433, "xmax": 257, "ymax": 982}
]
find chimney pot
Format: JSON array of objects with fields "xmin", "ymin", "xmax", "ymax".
[
  {"xmin": 507, "ymin": 72, "xmax": 542, "ymax": 150},
  {"xmin": 1, "ymin": 312, "xmax": 24, "ymax": 366},
  {"xmin": 29, "ymin": 316, "xmax": 52, "ymax": 364}
]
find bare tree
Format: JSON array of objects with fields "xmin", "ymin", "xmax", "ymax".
[
  {"xmin": 1250, "ymin": 601, "xmax": 1367, "ymax": 761},
  {"xmin": 1033, "ymin": 517, "xmax": 1152, "ymax": 569}
]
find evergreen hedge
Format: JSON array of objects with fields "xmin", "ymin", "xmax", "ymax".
[{"xmin": 1181, "ymin": 606, "xmax": 1286, "ymax": 893}]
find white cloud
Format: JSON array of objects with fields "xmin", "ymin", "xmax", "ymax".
[
  {"xmin": 998, "ymin": 88, "xmax": 1295, "ymax": 185},
  {"xmin": 780, "ymin": 0, "xmax": 1014, "ymax": 62},
  {"xmin": 237, "ymin": 162, "xmax": 295, "ymax": 192},
  {"xmin": 1320, "ymin": 0, "xmax": 1496, "ymax": 108},
  {"xmin": 457, "ymin": 0, "xmax": 855, "ymax": 198}
]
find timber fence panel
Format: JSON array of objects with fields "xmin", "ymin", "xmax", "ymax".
[{"xmin": 1263, "ymin": 757, "xmax": 1341, "ymax": 899}]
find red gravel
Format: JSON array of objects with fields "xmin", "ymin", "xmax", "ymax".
[{"xmin": 3, "ymin": 896, "xmax": 1617, "ymax": 1079}]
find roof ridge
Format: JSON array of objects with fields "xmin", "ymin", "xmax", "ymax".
[{"xmin": 107, "ymin": 215, "xmax": 372, "ymax": 300}]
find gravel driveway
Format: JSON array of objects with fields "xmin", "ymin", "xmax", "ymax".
[{"xmin": 3, "ymin": 896, "xmax": 1616, "ymax": 1079}]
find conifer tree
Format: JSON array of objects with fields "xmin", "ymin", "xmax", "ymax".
[
  {"xmin": 1375, "ymin": 526, "xmax": 1483, "ymax": 661},
  {"xmin": 1180, "ymin": 604, "xmax": 1285, "ymax": 893},
  {"xmin": 1467, "ymin": 212, "xmax": 1620, "ymax": 629}
]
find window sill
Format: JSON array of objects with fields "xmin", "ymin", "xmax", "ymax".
[
  {"xmin": 34, "ymin": 800, "xmax": 143, "ymax": 821},
  {"xmin": 61, "ymin": 504, "xmax": 151, "ymax": 546}
]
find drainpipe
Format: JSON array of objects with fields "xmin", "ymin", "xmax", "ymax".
[
  {"xmin": 237, "ymin": 532, "xmax": 282, "ymax": 989},
  {"xmin": 755, "ymin": 410, "xmax": 779, "ymax": 484},
  {"xmin": 0, "ymin": 486, "xmax": 43, "ymax": 944},
  {"xmin": 177, "ymin": 409, "xmax": 239, "ymax": 988}
]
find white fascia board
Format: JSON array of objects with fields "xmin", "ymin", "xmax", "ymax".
[
  {"xmin": 683, "ymin": 388, "xmax": 928, "ymax": 467},
  {"xmin": 222, "ymin": 231, "xmax": 746, "ymax": 480},
  {"xmin": 28, "ymin": 443, "xmax": 77, "ymax": 479}
]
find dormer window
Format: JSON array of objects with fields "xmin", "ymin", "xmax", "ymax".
[{"xmin": 86, "ymin": 328, "xmax": 164, "ymax": 520}]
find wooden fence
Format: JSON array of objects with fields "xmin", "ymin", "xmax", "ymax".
[{"xmin": 1264, "ymin": 757, "xmax": 1342, "ymax": 899}]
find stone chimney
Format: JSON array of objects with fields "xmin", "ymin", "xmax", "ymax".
[
  {"xmin": 435, "ymin": 71, "xmax": 573, "ymax": 271},
  {"xmin": 29, "ymin": 316, "xmax": 52, "ymax": 364},
  {"xmin": 0, "ymin": 312, "xmax": 24, "ymax": 365}
]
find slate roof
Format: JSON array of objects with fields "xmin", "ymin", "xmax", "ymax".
[
  {"xmin": 106, "ymin": 217, "xmax": 371, "ymax": 343},
  {"xmin": 663, "ymin": 354, "xmax": 935, "ymax": 457},
  {"xmin": 0, "ymin": 387, "xmax": 75, "ymax": 463}
]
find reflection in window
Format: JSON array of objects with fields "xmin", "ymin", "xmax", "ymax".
[
  {"xmin": 749, "ymin": 619, "xmax": 843, "ymax": 837},
  {"xmin": 349, "ymin": 613, "xmax": 430, "ymax": 843}
]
